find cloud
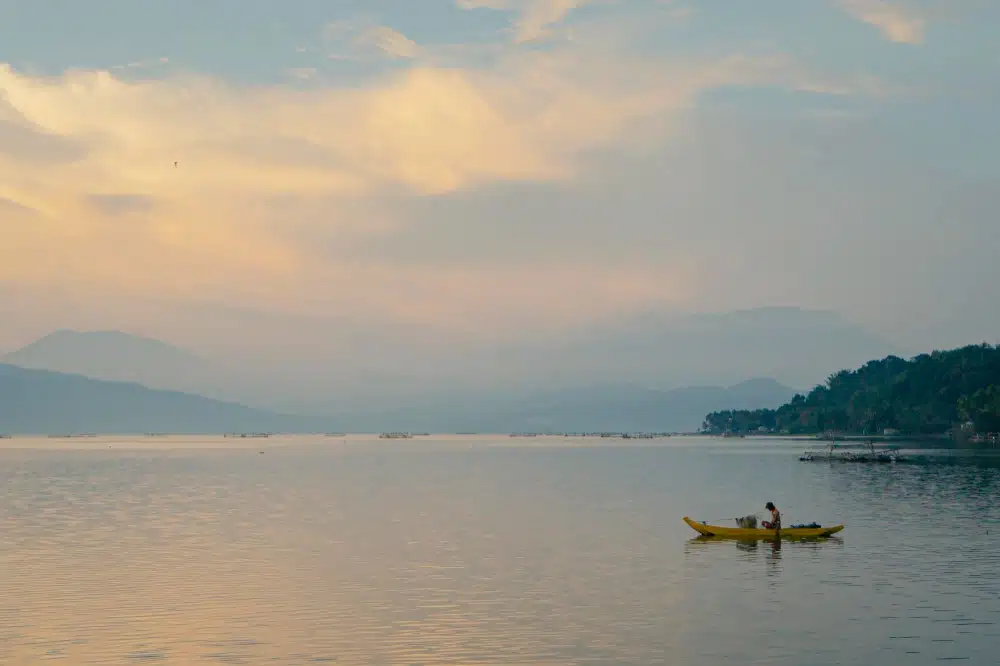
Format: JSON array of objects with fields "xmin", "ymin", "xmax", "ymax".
[
  {"xmin": 457, "ymin": 0, "xmax": 593, "ymax": 43},
  {"xmin": 839, "ymin": 0, "xmax": 925, "ymax": 44},
  {"xmin": 320, "ymin": 21, "xmax": 427, "ymax": 62},
  {"xmin": 110, "ymin": 56, "xmax": 170, "ymax": 71},
  {"xmin": 0, "ymin": 29, "xmax": 876, "ymax": 339},
  {"xmin": 0, "ymin": 196, "xmax": 35, "ymax": 215},
  {"xmin": 0, "ymin": 99, "xmax": 89, "ymax": 166},
  {"xmin": 286, "ymin": 67, "xmax": 317, "ymax": 80},
  {"xmin": 357, "ymin": 26, "xmax": 422, "ymax": 59},
  {"xmin": 87, "ymin": 194, "xmax": 154, "ymax": 215}
]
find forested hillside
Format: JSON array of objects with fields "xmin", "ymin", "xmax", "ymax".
[{"xmin": 702, "ymin": 344, "xmax": 1000, "ymax": 436}]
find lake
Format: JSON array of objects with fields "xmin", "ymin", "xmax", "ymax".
[{"xmin": 1, "ymin": 435, "xmax": 998, "ymax": 665}]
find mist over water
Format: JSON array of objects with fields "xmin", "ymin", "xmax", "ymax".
[{"xmin": 1, "ymin": 436, "xmax": 997, "ymax": 664}]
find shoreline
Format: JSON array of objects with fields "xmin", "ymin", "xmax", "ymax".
[{"xmin": 0, "ymin": 431, "xmax": 967, "ymax": 452}]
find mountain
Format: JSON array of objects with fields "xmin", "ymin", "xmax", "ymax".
[
  {"xmin": 0, "ymin": 359, "xmax": 794, "ymax": 434},
  {"xmin": 1, "ymin": 330, "xmax": 216, "ymax": 392},
  {"xmin": 314, "ymin": 378, "xmax": 801, "ymax": 433},
  {"xmin": 492, "ymin": 378, "xmax": 801, "ymax": 433},
  {"xmin": 0, "ymin": 364, "xmax": 323, "ymax": 435},
  {"xmin": 702, "ymin": 343, "xmax": 1000, "ymax": 437},
  {"xmin": 3, "ymin": 307, "xmax": 898, "ymax": 426},
  {"xmin": 490, "ymin": 306, "xmax": 903, "ymax": 393},
  {"xmin": 222, "ymin": 306, "xmax": 900, "ymax": 417}
]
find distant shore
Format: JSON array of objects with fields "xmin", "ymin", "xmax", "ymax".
[{"xmin": 0, "ymin": 432, "xmax": 960, "ymax": 445}]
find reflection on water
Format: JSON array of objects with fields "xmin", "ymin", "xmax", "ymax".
[
  {"xmin": 0, "ymin": 437, "xmax": 998, "ymax": 665},
  {"xmin": 686, "ymin": 534, "xmax": 847, "ymax": 556},
  {"xmin": 685, "ymin": 535, "xmax": 849, "ymax": 587}
]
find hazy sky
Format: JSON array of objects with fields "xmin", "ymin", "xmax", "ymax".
[{"xmin": 2, "ymin": 0, "xmax": 998, "ymax": 361}]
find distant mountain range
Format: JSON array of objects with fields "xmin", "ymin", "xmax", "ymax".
[
  {"xmin": 495, "ymin": 306, "xmax": 903, "ymax": 392},
  {"xmin": 2, "ymin": 329, "xmax": 226, "ymax": 396},
  {"xmin": 0, "ymin": 363, "xmax": 798, "ymax": 435},
  {"xmin": 372, "ymin": 377, "xmax": 802, "ymax": 433},
  {"xmin": 0, "ymin": 364, "xmax": 315, "ymax": 435},
  {"xmin": 0, "ymin": 306, "xmax": 900, "ymax": 433},
  {"xmin": 2, "ymin": 307, "xmax": 899, "ymax": 406}
]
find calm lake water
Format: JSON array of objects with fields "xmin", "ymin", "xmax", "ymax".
[{"xmin": 1, "ymin": 435, "xmax": 998, "ymax": 665}]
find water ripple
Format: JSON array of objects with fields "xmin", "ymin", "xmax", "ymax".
[{"xmin": 0, "ymin": 437, "xmax": 997, "ymax": 664}]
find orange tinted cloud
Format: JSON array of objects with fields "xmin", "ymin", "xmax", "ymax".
[
  {"xmin": 839, "ymin": 0, "xmax": 925, "ymax": 44},
  {"xmin": 457, "ymin": 0, "xmax": 592, "ymax": 42},
  {"xmin": 0, "ymin": 40, "xmax": 830, "ymax": 335}
]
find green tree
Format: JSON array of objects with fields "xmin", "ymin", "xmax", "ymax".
[{"xmin": 702, "ymin": 344, "xmax": 1000, "ymax": 437}]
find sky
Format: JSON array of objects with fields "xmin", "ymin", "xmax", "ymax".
[{"xmin": 1, "ymin": 0, "xmax": 999, "ymax": 381}]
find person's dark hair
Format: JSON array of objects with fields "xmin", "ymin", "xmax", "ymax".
[{"xmin": 765, "ymin": 502, "xmax": 775, "ymax": 510}]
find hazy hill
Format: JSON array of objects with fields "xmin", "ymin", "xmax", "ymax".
[
  {"xmin": 1, "ymin": 330, "xmax": 216, "ymax": 393},
  {"xmin": 0, "ymin": 361, "xmax": 795, "ymax": 434},
  {"xmin": 230, "ymin": 306, "xmax": 900, "ymax": 417},
  {"xmin": 2, "ymin": 307, "xmax": 898, "ymax": 426},
  {"xmin": 315, "ymin": 378, "xmax": 801, "ymax": 433},
  {"xmin": 0, "ymin": 364, "xmax": 320, "ymax": 435},
  {"xmin": 500, "ymin": 306, "xmax": 903, "ymax": 393},
  {"xmin": 703, "ymin": 343, "xmax": 1000, "ymax": 436},
  {"xmin": 491, "ymin": 377, "xmax": 801, "ymax": 433}
]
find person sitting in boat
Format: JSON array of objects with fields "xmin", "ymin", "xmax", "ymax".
[{"xmin": 761, "ymin": 502, "xmax": 781, "ymax": 530}]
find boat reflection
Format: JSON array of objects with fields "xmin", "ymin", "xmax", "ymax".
[
  {"xmin": 685, "ymin": 534, "xmax": 845, "ymax": 553},
  {"xmin": 684, "ymin": 535, "xmax": 845, "ymax": 582}
]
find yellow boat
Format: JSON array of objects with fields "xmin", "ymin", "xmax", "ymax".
[{"xmin": 683, "ymin": 516, "xmax": 844, "ymax": 539}]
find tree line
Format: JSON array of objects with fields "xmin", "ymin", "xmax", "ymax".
[{"xmin": 702, "ymin": 343, "xmax": 1000, "ymax": 436}]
